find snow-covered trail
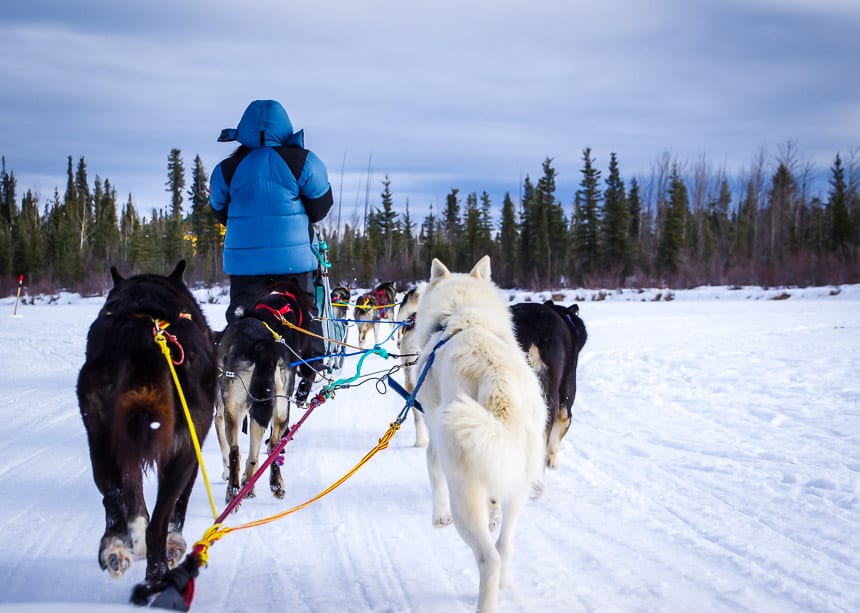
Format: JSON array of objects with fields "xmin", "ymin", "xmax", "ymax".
[{"xmin": 0, "ymin": 289, "xmax": 858, "ymax": 612}]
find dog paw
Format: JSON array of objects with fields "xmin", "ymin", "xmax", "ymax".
[
  {"xmin": 225, "ymin": 485, "xmax": 242, "ymax": 507},
  {"xmin": 433, "ymin": 512, "xmax": 453, "ymax": 527},
  {"xmin": 270, "ymin": 482, "xmax": 285, "ymax": 499},
  {"xmin": 100, "ymin": 537, "xmax": 133, "ymax": 578},
  {"xmin": 240, "ymin": 480, "xmax": 256, "ymax": 499},
  {"xmin": 166, "ymin": 532, "xmax": 187, "ymax": 569}
]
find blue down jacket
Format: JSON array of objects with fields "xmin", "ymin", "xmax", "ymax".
[{"xmin": 210, "ymin": 100, "xmax": 333, "ymax": 275}]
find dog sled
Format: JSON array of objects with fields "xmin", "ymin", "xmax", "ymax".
[{"xmin": 313, "ymin": 234, "xmax": 348, "ymax": 372}]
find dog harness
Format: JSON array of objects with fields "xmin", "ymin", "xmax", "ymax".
[
  {"xmin": 253, "ymin": 291, "xmax": 303, "ymax": 328},
  {"xmin": 372, "ymin": 287, "xmax": 393, "ymax": 318}
]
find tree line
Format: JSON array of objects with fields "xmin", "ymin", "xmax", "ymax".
[{"xmin": 1, "ymin": 142, "xmax": 858, "ymax": 297}]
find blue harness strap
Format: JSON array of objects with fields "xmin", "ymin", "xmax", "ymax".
[{"xmin": 388, "ymin": 334, "xmax": 449, "ymax": 424}]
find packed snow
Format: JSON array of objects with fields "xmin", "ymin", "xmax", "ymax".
[{"xmin": 0, "ymin": 282, "xmax": 858, "ymax": 612}]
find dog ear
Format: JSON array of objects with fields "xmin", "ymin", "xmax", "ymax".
[
  {"xmin": 168, "ymin": 260, "xmax": 187, "ymax": 282},
  {"xmin": 110, "ymin": 266, "xmax": 124, "ymax": 286},
  {"xmin": 430, "ymin": 258, "xmax": 450, "ymax": 283},
  {"xmin": 469, "ymin": 255, "xmax": 491, "ymax": 281}
]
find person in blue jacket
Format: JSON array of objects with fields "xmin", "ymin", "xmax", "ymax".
[{"xmin": 210, "ymin": 99, "xmax": 334, "ymax": 401}]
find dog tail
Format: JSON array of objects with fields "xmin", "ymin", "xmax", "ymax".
[
  {"xmin": 444, "ymin": 388, "xmax": 545, "ymax": 490},
  {"xmin": 444, "ymin": 393, "xmax": 504, "ymax": 445},
  {"xmin": 112, "ymin": 376, "xmax": 176, "ymax": 470},
  {"xmin": 247, "ymin": 349, "xmax": 278, "ymax": 428}
]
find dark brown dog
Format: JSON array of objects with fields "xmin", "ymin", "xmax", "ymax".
[{"xmin": 77, "ymin": 260, "xmax": 217, "ymax": 586}]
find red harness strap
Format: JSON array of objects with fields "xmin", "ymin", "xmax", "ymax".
[
  {"xmin": 254, "ymin": 291, "xmax": 303, "ymax": 328},
  {"xmin": 373, "ymin": 288, "xmax": 391, "ymax": 318}
]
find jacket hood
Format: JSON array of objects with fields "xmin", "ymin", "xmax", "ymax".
[{"xmin": 218, "ymin": 100, "xmax": 304, "ymax": 148}]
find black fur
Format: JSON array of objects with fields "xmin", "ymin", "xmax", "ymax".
[
  {"xmin": 215, "ymin": 283, "xmax": 313, "ymax": 503},
  {"xmin": 77, "ymin": 260, "xmax": 217, "ymax": 585},
  {"xmin": 510, "ymin": 300, "xmax": 587, "ymax": 467},
  {"xmin": 330, "ymin": 286, "xmax": 350, "ymax": 320}
]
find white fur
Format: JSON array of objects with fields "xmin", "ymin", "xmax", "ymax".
[
  {"xmin": 216, "ymin": 358, "xmax": 293, "ymax": 503},
  {"xmin": 412, "ymin": 256, "xmax": 546, "ymax": 613},
  {"xmin": 397, "ymin": 282, "xmax": 428, "ymax": 447}
]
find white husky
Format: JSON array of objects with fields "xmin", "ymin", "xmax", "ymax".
[{"xmin": 412, "ymin": 256, "xmax": 546, "ymax": 613}]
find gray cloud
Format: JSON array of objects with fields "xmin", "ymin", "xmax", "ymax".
[{"xmin": 2, "ymin": 0, "xmax": 858, "ymax": 222}]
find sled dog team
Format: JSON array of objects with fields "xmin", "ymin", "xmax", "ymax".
[{"xmin": 78, "ymin": 255, "xmax": 586, "ymax": 612}]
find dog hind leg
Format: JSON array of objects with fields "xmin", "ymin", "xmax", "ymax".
[
  {"xmin": 223, "ymin": 394, "xmax": 245, "ymax": 505},
  {"xmin": 144, "ymin": 451, "xmax": 197, "ymax": 582},
  {"xmin": 450, "ymin": 489, "xmax": 502, "ymax": 613},
  {"xmin": 496, "ymin": 492, "xmax": 527, "ymax": 590},
  {"xmin": 426, "ymin": 442, "xmax": 452, "ymax": 527},
  {"xmin": 83, "ymin": 397, "xmax": 147, "ymax": 578},
  {"xmin": 267, "ymin": 364, "xmax": 293, "ymax": 499},
  {"xmin": 546, "ymin": 407, "xmax": 570, "ymax": 469},
  {"xmin": 214, "ymin": 384, "xmax": 231, "ymax": 480}
]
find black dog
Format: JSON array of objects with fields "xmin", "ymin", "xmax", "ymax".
[
  {"xmin": 214, "ymin": 283, "xmax": 314, "ymax": 504},
  {"xmin": 330, "ymin": 286, "xmax": 350, "ymax": 320},
  {"xmin": 511, "ymin": 300, "xmax": 587, "ymax": 468},
  {"xmin": 77, "ymin": 260, "xmax": 217, "ymax": 585}
]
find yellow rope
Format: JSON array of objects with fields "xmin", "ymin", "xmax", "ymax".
[
  {"xmin": 261, "ymin": 321, "xmax": 283, "ymax": 342},
  {"xmin": 190, "ymin": 421, "xmax": 402, "ymax": 565},
  {"xmin": 227, "ymin": 421, "xmax": 400, "ymax": 532},
  {"xmin": 282, "ymin": 318, "xmax": 366, "ymax": 352},
  {"xmin": 153, "ymin": 320, "xmax": 219, "ymax": 522}
]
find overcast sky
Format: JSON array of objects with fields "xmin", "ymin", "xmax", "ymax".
[{"xmin": 2, "ymin": 0, "xmax": 859, "ymax": 223}]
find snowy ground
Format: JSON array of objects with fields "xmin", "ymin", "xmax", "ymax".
[{"xmin": 0, "ymin": 283, "xmax": 858, "ymax": 612}]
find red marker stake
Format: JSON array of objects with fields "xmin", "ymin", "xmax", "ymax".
[{"xmin": 12, "ymin": 274, "xmax": 23, "ymax": 317}]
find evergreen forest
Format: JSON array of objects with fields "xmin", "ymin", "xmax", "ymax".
[{"xmin": 1, "ymin": 142, "xmax": 858, "ymax": 296}]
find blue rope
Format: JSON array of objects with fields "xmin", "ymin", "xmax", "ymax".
[{"xmin": 389, "ymin": 334, "xmax": 449, "ymax": 425}]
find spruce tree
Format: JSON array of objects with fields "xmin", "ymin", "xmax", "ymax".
[
  {"xmin": 0, "ymin": 158, "xmax": 16, "ymax": 276},
  {"xmin": 601, "ymin": 152, "xmax": 630, "ymax": 279},
  {"xmin": 656, "ymin": 165, "xmax": 689, "ymax": 275},
  {"xmin": 378, "ymin": 176, "xmax": 399, "ymax": 264},
  {"xmin": 518, "ymin": 175, "xmax": 536, "ymax": 280},
  {"xmin": 463, "ymin": 191, "xmax": 482, "ymax": 266},
  {"xmin": 478, "ymin": 191, "xmax": 496, "ymax": 265},
  {"xmin": 627, "ymin": 177, "xmax": 642, "ymax": 271},
  {"xmin": 705, "ymin": 178, "xmax": 732, "ymax": 281},
  {"xmin": 533, "ymin": 158, "xmax": 557, "ymax": 285},
  {"xmin": 188, "ymin": 155, "xmax": 220, "ymax": 281},
  {"xmin": 442, "ymin": 188, "xmax": 461, "ymax": 267},
  {"xmin": 498, "ymin": 192, "xmax": 519, "ymax": 287},
  {"xmin": 572, "ymin": 147, "xmax": 602, "ymax": 279},
  {"xmin": 119, "ymin": 195, "xmax": 141, "ymax": 270},
  {"xmin": 13, "ymin": 189, "xmax": 44, "ymax": 281},
  {"xmin": 828, "ymin": 153, "xmax": 853, "ymax": 258},
  {"xmin": 91, "ymin": 177, "xmax": 120, "ymax": 267},
  {"xmin": 766, "ymin": 162, "xmax": 798, "ymax": 263},
  {"xmin": 164, "ymin": 148, "xmax": 186, "ymax": 268}
]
